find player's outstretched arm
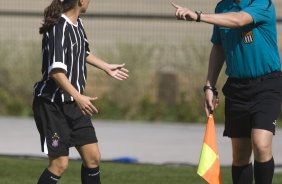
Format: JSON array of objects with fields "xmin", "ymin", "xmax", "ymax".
[{"xmin": 86, "ymin": 53, "xmax": 129, "ymax": 81}]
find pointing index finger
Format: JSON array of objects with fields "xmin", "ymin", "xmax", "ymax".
[{"xmin": 170, "ymin": 1, "xmax": 181, "ymax": 9}]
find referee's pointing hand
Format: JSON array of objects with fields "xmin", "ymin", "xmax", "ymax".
[{"xmin": 170, "ymin": 1, "xmax": 197, "ymax": 21}]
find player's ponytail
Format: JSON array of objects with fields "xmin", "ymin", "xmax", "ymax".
[{"xmin": 39, "ymin": 0, "xmax": 78, "ymax": 34}]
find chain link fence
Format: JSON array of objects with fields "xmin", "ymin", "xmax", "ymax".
[{"xmin": 0, "ymin": 0, "xmax": 282, "ymax": 122}]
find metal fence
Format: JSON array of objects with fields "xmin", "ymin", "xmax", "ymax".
[
  {"xmin": 0, "ymin": 0, "xmax": 281, "ymax": 44},
  {"xmin": 0, "ymin": 0, "xmax": 282, "ymax": 120}
]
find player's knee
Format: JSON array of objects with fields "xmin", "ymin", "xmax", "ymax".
[
  {"xmin": 49, "ymin": 158, "xmax": 69, "ymax": 175},
  {"xmin": 84, "ymin": 154, "xmax": 101, "ymax": 168},
  {"xmin": 53, "ymin": 162, "xmax": 69, "ymax": 175}
]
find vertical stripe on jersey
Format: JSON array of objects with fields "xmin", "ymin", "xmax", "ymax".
[
  {"xmin": 52, "ymin": 27, "xmax": 56, "ymax": 65},
  {"xmin": 46, "ymin": 32, "xmax": 51, "ymax": 70},
  {"xmin": 38, "ymin": 47, "xmax": 47, "ymax": 96},
  {"xmin": 79, "ymin": 27, "xmax": 86, "ymax": 83},
  {"xmin": 61, "ymin": 22, "xmax": 67, "ymax": 65},
  {"xmin": 69, "ymin": 33, "xmax": 75, "ymax": 102},
  {"xmin": 70, "ymin": 25, "xmax": 81, "ymax": 93},
  {"xmin": 39, "ymin": 81, "xmax": 47, "ymax": 97},
  {"xmin": 51, "ymin": 87, "xmax": 60, "ymax": 102},
  {"xmin": 61, "ymin": 93, "xmax": 65, "ymax": 102},
  {"xmin": 77, "ymin": 27, "xmax": 82, "ymax": 94}
]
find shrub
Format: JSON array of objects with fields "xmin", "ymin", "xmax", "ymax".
[{"xmin": 0, "ymin": 41, "xmax": 228, "ymax": 123}]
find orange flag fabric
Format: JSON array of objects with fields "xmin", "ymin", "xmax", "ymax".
[{"xmin": 197, "ymin": 114, "xmax": 222, "ymax": 184}]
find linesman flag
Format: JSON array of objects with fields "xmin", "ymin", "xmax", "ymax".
[{"xmin": 197, "ymin": 114, "xmax": 222, "ymax": 184}]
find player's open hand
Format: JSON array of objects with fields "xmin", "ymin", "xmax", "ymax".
[
  {"xmin": 170, "ymin": 1, "xmax": 197, "ymax": 21},
  {"xmin": 106, "ymin": 63, "xmax": 129, "ymax": 80},
  {"xmin": 74, "ymin": 94, "xmax": 98, "ymax": 116}
]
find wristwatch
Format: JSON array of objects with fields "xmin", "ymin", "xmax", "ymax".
[
  {"xmin": 203, "ymin": 85, "xmax": 215, "ymax": 92},
  {"xmin": 195, "ymin": 11, "xmax": 202, "ymax": 22},
  {"xmin": 203, "ymin": 85, "xmax": 218, "ymax": 97}
]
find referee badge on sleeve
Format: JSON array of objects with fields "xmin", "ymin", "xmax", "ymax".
[{"xmin": 242, "ymin": 31, "xmax": 254, "ymax": 44}]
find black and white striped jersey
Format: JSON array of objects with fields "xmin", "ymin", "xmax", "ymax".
[{"xmin": 33, "ymin": 14, "xmax": 90, "ymax": 102}]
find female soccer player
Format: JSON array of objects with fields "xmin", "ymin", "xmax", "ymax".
[{"xmin": 33, "ymin": 0, "xmax": 129, "ymax": 183}]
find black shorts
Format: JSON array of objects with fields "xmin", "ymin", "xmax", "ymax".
[
  {"xmin": 32, "ymin": 97, "xmax": 98, "ymax": 156},
  {"xmin": 222, "ymin": 72, "xmax": 282, "ymax": 138}
]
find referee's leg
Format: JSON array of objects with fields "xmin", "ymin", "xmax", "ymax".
[
  {"xmin": 252, "ymin": 129, "xmax": 274, "ymax": 184},
  {"xmin": 77, "ymin": 143, "xmax": 101, "ymax": 184},
  {"xmin": 231, "ymin": 138, "xmax": 253, "ymax": 184}
]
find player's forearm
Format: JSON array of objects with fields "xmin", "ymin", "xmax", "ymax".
[
  {"xmin": 86, "ymin": 53, "xmax": 110, "ymax": 72},
  {"xmin": 206, "ymin": 45, "xmax": 225, "ymax": 87},
  {"xmin": 50, "ymin": 69, "xmax": 81, "ymax": 100},
  {"xmin": 201, "ymin": 11, "xmax": 253, "ymax": 28}
]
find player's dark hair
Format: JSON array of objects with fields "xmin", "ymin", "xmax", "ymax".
[{"xmin": 39, "ymin": 0, "xmax": 78, "ymax": 34}]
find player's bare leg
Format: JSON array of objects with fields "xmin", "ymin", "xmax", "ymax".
[
  {"xmin": 76, "ymin": 143, "xmax": 101, "ymax": 184},
  {"xmin": 37, "ymin": 156, "xmax": 69, "ymax": 184},
  {"xmin": 48, "ymin": 155, "xmax": 69, "ymax": 176}
]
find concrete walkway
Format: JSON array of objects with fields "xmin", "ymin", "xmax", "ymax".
[{"xmin": 0, "ymin": 117, "xmax": 282, "ymax": 168}]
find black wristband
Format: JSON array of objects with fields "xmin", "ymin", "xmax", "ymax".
[
  {"xmin": 203, "ymin": 85, "xmax": 218, "ymax": 96},
  {"xmin": 195, "ymin": 11, "xmax": 202, "ymax": 22},
  {"xmin": 203, "ymin": 85, "xmax": 215, "ymax": 92}
]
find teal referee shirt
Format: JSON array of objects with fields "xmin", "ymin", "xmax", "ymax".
[{"xmin": 211, "ymin": 0, "xmax": 281, "ymax": 78}]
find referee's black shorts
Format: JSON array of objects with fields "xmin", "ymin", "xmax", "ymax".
[
  {"xmin": 32, "ymin": 97, "xmax": 98, "ymax": 156},
  {"xmin": 222, "ymin": 71, "xmax": 282, "ymax": 138}
]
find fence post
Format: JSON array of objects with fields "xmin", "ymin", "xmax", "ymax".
[{"xmin": 157, "ymin": 72, "xmax": 178, "ymax": 106}]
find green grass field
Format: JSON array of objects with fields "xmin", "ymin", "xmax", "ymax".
[{"xmin": 1, "ymin": 156, "xmax": 282, "ymax": 184}]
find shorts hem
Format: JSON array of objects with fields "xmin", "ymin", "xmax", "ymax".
[
  {"xmin": 43, "ymin": 152, "xmax": 70, "ymax": 157},
  {"xmin": 74, "ymin": 139, "xmax": 98, "ymax": 148}
]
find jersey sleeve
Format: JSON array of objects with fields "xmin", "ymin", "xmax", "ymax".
[
  {"xmin": 210, "ymin": 4, "xmax": 222, "ymax": 45},
  {"xmin": 211, "ymin": 25, "xmax": 222, "ymax": 45},
  {"xmin": 242, "ymin": 0, "xmax": 273, "ymax": 24},
  {"xmin": 48, "ymin": 22, "xmax": 68, "ymax": 74}
]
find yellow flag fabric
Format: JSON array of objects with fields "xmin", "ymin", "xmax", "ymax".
[{"xmin": 197, "ymin": 114, "xmax": 222, "ymax": 184}]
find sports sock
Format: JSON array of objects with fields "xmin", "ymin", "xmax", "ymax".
[
  {"xmin": 37, "ymin": 168, "xmax": 61, "ymax": 184},
  {"xmin": 254, "ymin": 157, "xmax": 274, "ymax": 184},
  {"xmin": 232, "ymin": 163, "xmax": 253, "ymax": 184},
  {"xmin": 81, "ymin": 164, "xmax": 101, "ymax": 184}
]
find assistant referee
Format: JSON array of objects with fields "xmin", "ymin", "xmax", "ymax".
[{"xmin": 172, "ymin": 0, "xmax": 282, "ymax": 183}]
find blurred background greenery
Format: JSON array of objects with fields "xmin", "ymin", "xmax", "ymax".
[
  {"xmin": 0, "ymin": 41, "xmax": 227, "ymax": 123},
  {"xmin": 0, "ymin": 0, "xmax": 282, "ymax": 123}
]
